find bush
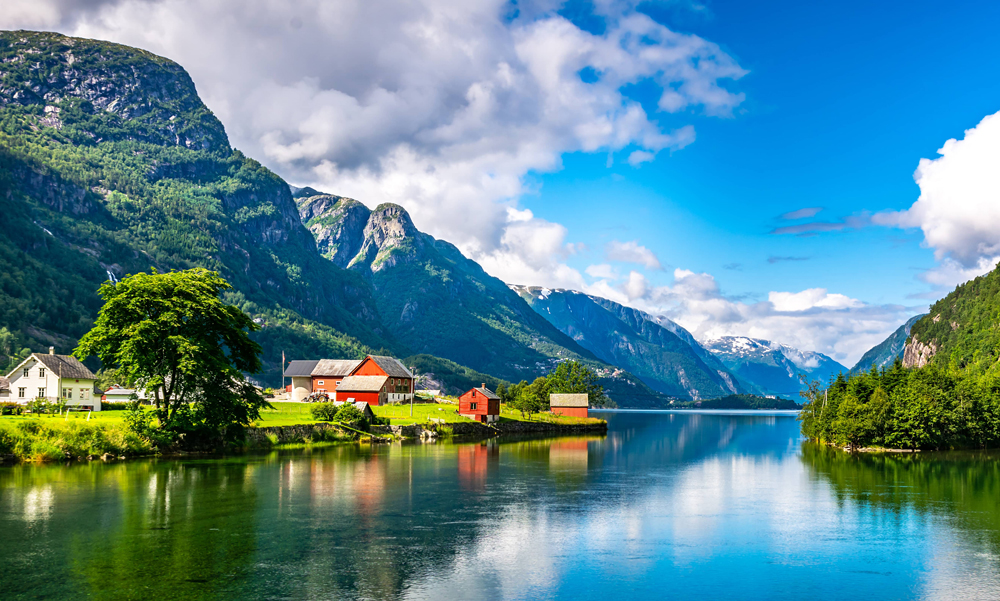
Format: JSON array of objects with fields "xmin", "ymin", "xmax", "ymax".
[
  {"xmin": 335, "ymin": 404, "xmax": 366, "ymax": 425},
  {"xmin": 371, "ymin": 416, "xmax": 390, "ymax": 426},
  {"xmin": 310, "ymin": 402, "xmax": 339, "ymax": 422},
  {"xmin": 0, "ymin": 402, "xmax": 23, "ymax": 416},
  {"xmin": 25, "ymin": 398, "xmax": 66, "ymax": 415},
  {"xmin": 101, "ymin": 401, "xmax": 131, "ymax": 411}
]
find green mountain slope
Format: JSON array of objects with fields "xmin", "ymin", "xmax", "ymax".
[
  {"xmin": 295, "ymin": 192, "xmax": 669, "ymax": 406},
  {"xmin": 850, "ymin": 314, "xmax": 925, "ymax": 375},
  {"xmin": 0, "ymin": 30, "xmax": 398, "ymax": 380},
  {"xmin": 511, "ymin": 286, "xmax": 745, "ymax": 400},
  {"xmin": 905, "ymin": 265, "xmax": 1000, "ymax": 372}
]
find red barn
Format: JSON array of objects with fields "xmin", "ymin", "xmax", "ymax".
[
  {"xmin": 549, "ymin": 393, "xmax": 589, "ymax": 418},
  {"xmin": 348, "ymin": 355, "xmax": 415, "ymax": 404},
  {"xmin": 458, "ymin": 384, "xmax": 500, "ymax": 423},
  {"xmin": 334, "ymin": 375, "xmax": 389, "ymax": 406}
]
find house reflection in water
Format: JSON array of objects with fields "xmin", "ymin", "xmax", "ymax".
[
  {"xmin": 548, "ymin": 438, "xmax": 592, "ymax": 472},
  {"xmin": 457, "ymin": 441, "xmax": 499, "ymax": 491}
]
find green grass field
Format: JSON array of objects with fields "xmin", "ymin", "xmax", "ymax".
[{"xmin": 1, "ymin": 401, "xmax": 603, "ymax": 428}]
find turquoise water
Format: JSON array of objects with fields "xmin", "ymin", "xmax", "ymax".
[{"xmin": 2, "ymin": 410, "xmax": 999, "ymax": 600}]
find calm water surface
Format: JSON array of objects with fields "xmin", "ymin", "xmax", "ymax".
[{"xmin": 2, "ymin": 411, "xmax": 1000, "ymax": 600}]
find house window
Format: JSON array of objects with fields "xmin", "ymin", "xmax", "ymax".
[
  {"xmin": 38, "ymin": 388, "xmax": 46, "ymax": 398},
  {"xmin": 62, "ymin": 388, "xmax": 68, "ymax": 398},
  {"xmin": 470, "ymin": 402, "xmax": 478, "ymax": 410},
  {"xmin": 472, "ymin": 390, "xmax": 477, "ymax": 397},
  {"xmin": 23, "ymin": 368, "xmax": 29, "ymax": 378},
  {"xmin": 80, "ymin": 389, "xmax": 89, "ymax": 400},
  {"xmin": 18, "ymin": 388, "xmax": 25, "ymax": 398},
  {"xmin": 39, "ymin": 368, "xmax": 45, "ymax": 378},
  {"xmin": 318, "ymin": 380, "xmax": 325, "ymax": 386}
]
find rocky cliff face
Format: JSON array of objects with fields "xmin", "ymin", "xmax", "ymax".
[
  {"xmin": 902, "ymin": 335, "xmax": 937, "ymax": 368},
  {"xmin": 0, "ymin": 31, "xmax": 228, "ymax": 150},
  {"xmin": 852, "ymin": 314, "xmax": 926, "ymax": 374}
]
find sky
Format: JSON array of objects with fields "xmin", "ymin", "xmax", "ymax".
[{"xmin": 4, "ymin": 0, "xmax": 1000, "ymax": 366}]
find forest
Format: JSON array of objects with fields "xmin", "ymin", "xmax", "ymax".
[{"xmin": 799, "ymin": 360, "xmax": 1000, "ymax": 450}]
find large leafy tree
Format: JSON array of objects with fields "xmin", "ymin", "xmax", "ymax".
[
  {"xmin": 75, "ymin": 269, "xmax": 268, "ymax": 436},
  {"xmin": 547, "ymin": 360, "xmax": 611, "ymax": 407}
]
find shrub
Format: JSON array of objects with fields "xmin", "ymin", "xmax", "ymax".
[
  {"xmin": 25, "ymin": 398, "xmax": 66, "ymax": 415},
  {"xmin": 371, "ymin": 416, "xmax": 390, "ymax": 426},
  {"xmin": 101, "ymin": 401, "xmax": 131, "ymax": 411},
  {"xmin": 310, "ymin": 402, "xmax": 339, "ymax": 422},
  {"xmin": 335, "ymin": 404, "xmax": 366, "ymax": 425},
  {"xmin": 0, "ymin": 402, "xmax": 23, "ymax": 416}
]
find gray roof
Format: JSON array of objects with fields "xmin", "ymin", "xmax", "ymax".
[
  {"xmin": 284, "ymin": 360, "xmax": 320, "ymax": 377},
  {"xmin": 33, "ymin": 354, "xmax": 96, "ymax": 380},
  {"xmin": 336, "ymin": 375, "xmax": 388, "ymax": 392},
  {"xmin": 366, "ymin": 355, "xmax": 413, "ymax": 378},
  {"xmin": 0, "ymin": 377, "xmax": 8, "ymax": 392},
  {"xmin": 103, "ymin": 387, "xmax": 137, "ymax": 396},
  {"xmin": 470, "ymin": 386, "xmax": 499, "ymax": 400},
  {"xmin": 312, "ymin": 359, "xmax": 361, "ymax": 377},
  {"xmin": 549, "ymin": 393, "xmax": 588, "ymax": 407}
]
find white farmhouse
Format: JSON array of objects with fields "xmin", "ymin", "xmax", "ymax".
[{"xmin": 5, "ymin": 348, "xmax": 100, "ymax": 411}]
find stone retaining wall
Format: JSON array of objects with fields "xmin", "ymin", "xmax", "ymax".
[{"xmin": 245, "ymin": 423, "xmax": 347, "ymax": 446}]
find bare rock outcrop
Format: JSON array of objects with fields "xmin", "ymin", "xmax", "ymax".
[{"xmin": 902, "ymin": 335, "xmax": 937, "ymax": 368}]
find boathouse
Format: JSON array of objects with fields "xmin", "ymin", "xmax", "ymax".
[
  {"xmin": 458, "ymin": 384, "xmax": 500, "ymax": 423},
  {"xmin": 550, "ymin": 393, "xmax": 589, "ymax": 418}
]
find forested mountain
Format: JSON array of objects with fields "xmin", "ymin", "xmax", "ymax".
[
  {"xmin": 850, "ymin": 314, "xmax": 925, "ymax": 375},
  {"xmin": 904, "ymin": 264, "xmax": 1000, "ymax": 372},
  {"xmin": 0, "ymin": 30, "xmax": 405, "ymax": 382},
  {"xmin": 702, "ymin": 336, "xmax": 846, "ymax": 397},
  {"xmin": 295, "ymin": 192, "xmax": 666, "ymax": 403},
  {"xmin": 510, "ymin": 286, "xmax": 745, "ymax": 400}
]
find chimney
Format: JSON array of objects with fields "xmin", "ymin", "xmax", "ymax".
[
  {"xmin": 482, "ymin": 383, "xmax": 486, "ymax": 389},
  {"xmin": 49, "ymin": 347, "xmax": 54, "ymax": 355}
]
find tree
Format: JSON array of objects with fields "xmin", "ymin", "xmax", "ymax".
[
  {"xmin": 75, "ymin": 269, "xmax": 268, "ymax": 439},
  {"xmin": 546, "ymin": 361, "xmax": 610, "ymax": 407}
]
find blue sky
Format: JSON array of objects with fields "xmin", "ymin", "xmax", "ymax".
[
  {"xmin": 534, "ymin": 0, "xmax": 1000, "ymax": 308},
  {"xmin": 9, "ymin": 0, "xmax": 1000, "ymax": 364}
]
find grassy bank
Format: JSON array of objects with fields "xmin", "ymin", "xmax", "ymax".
[
  {"xmin": 0, "ymin": 418, "xmax": 153, "ymax": 462},
  {"xmin": 255, "ymin": 401, "xmax": 605, "ymax": 427}
]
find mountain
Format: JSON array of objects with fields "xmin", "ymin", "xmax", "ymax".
[
  {"xmin": 0, "ymin": 30, "xmax": 410, "ymax": 381},
  {"xmin": 850, "ymin": 314, "xmax": 925, "ymax": 375},
  {"xmin": 702, "ymin": 336, "xmax": 847, "ymax": 397},
  {"xmin": 510, "ymin": 286, "xmax": 745, "ymax": 400},
  {"xmin": 294, "ymin": 191, "xmax": 666, "ymax": 404},
  {"xmin": 904, "ymin": 264, "xmax": 1000, "ymax": 372}
]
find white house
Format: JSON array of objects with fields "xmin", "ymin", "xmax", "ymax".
[
  {"xmin": 101, "ymin": 385, "xmax": 147, "ymax": 403},
  {"xmin": 5, "ymin": 348, "xmax": 100, "ymax": 411}
]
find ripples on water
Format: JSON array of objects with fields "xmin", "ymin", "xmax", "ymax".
[{"xmin": 1, "ymin": 411, "xmax": 999, "ymax": 600}]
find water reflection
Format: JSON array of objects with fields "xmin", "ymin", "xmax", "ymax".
[{"xmin": 1, "ymin": 412, "xmax": 999, "ymax": 600}]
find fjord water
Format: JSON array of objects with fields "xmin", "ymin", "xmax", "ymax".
[{"xmin": 2, "ymin": 412, "xmax": 999, "ymax": 600}]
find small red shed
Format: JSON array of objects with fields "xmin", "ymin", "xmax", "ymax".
[
  {"xmin": 334, "ymin": 375, "xmax": 389, "ymax": 406},
  {"xmin": 549, "ymin": 393, "xmax": 589, "ymax": 418},
  {"xmin": 459, "ymin": 384, "xmax": 500, "ymax": 423}
]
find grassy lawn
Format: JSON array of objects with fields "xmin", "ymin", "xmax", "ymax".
[{"xmin": 1, "ymin": 402, "xmax": 604, "ymax": 428}]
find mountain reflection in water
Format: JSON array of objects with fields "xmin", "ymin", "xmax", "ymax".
[{"xmin": 1, "ymin": 411, "xmax": 999, "ymax": 600}]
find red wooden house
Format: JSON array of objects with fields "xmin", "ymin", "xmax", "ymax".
[
  {"xmin": 344, "ymin": 355, "xmax": 414, "ymax": 404},
  {"xmin": 311, "ymin": 359, "xmax": 361, "ymax": 395},
  {"xmin": 549, "ymin": 393, "xmax": 589, "ymax": 418},
  {"xmin": 334, "ymin": 375, "xmax": 389, "ymax": 406},
  {"xmin": 458, "ymin": 384, "xmax": 500, "ymax": 423}
]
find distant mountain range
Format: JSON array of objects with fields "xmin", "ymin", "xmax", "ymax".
[
  {"xmin": 701, "ymin": 337, "xmax": 847, "ymax": 397},
  {"xmin": 850, "ymin": 314, "xmax": 925, "ymax": 375}
]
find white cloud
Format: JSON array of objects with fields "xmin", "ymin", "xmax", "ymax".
[
  {"xmin": 875, "ymin": 110, "xmax": 1000, "ymax": 287},
  {"xmin": 2, "ymin": 0, "xmax": 745, "ymax": 286},
  {"xmin": 585, "ymin": 263, "xmax": 618, "ymax": 280},
  {"xmin": 606, "ymin": 240, "xmax": 664, "ymax": 270},
  {"xmin": 627, "ymin": 149, "xmax": 656, "ymax": 166},
  {"xmin": 768, "ymin": 289, "xmax": 863, "ymax": 312}
]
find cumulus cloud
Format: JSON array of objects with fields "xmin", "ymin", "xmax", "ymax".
[
  {"xmin": 585, "ymin": 263, "xmax": 618, "ymax": 280},
  {"xmin": 874, "ymin": 110, "xmax": 1000, "ymax": 286},
  {"xmin": 606, "ymin": 240, "xmax": 663, "ymax": 270},
  {"xmin": 2, "ymin": 0, "xmax": 746, "ymax": 285}
]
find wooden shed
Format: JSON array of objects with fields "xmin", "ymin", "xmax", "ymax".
[
  {"xmin": 549, "ymin": 393, "xmax": 589, "ymax": 418},
  {"xmin": 458, "ymin": 384, "xmax": 500, "ymax": 423},
  {"xmin": 334, "ymin": 375, "xmax": 389, "ymax": 406}
]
